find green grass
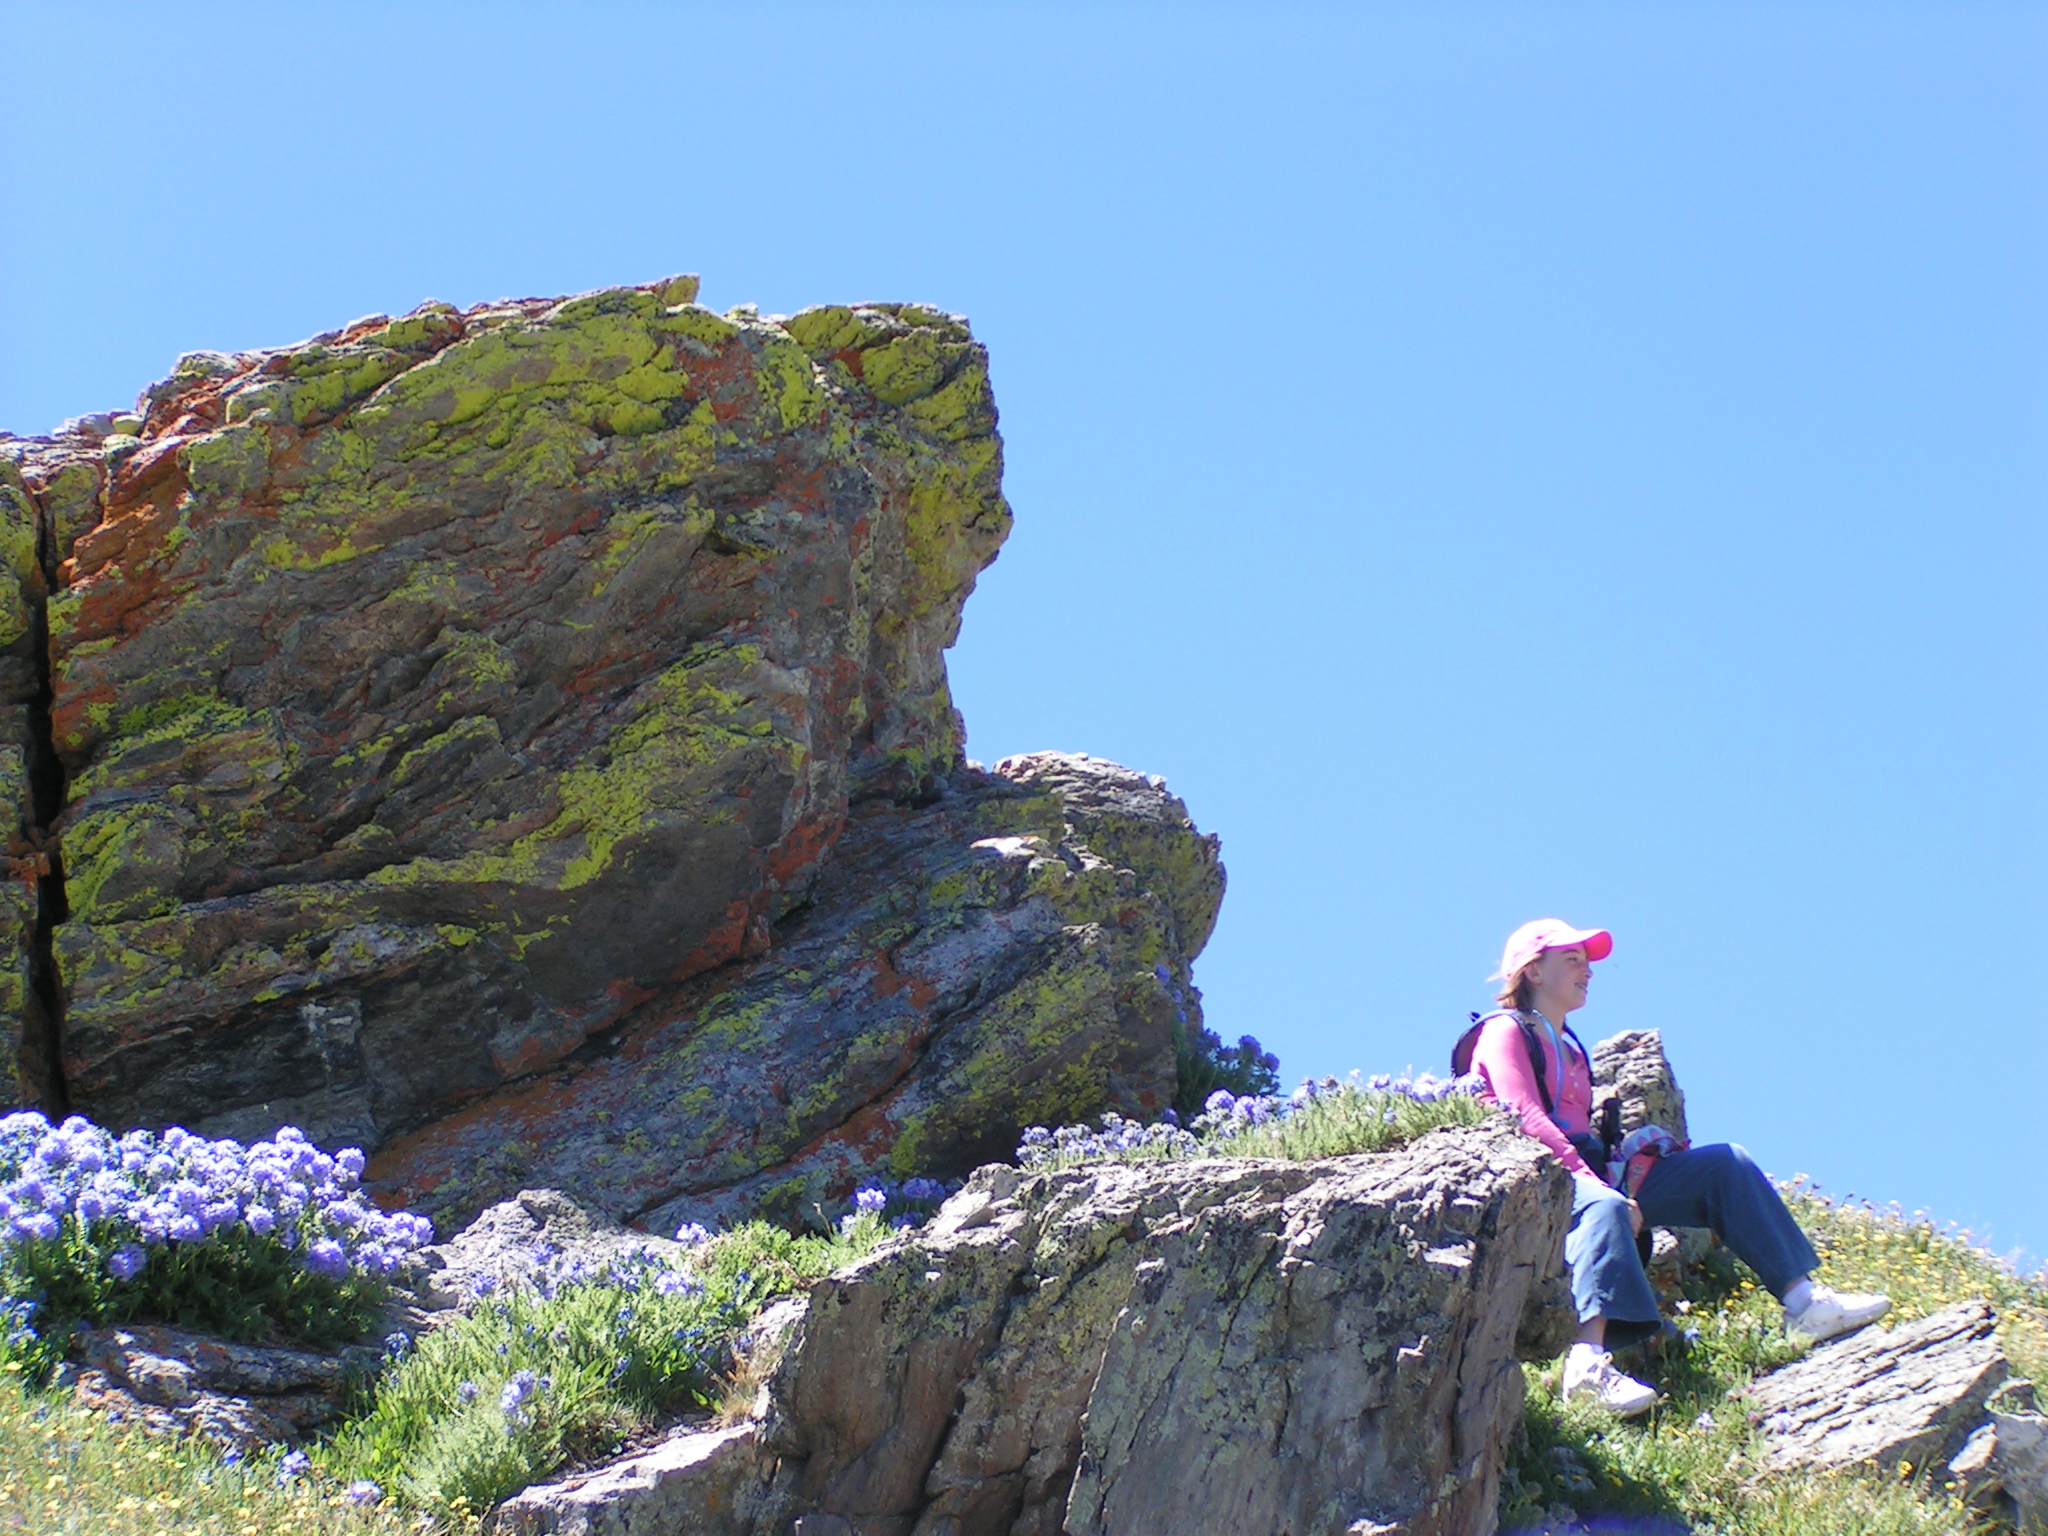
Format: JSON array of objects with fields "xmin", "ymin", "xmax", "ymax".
[
  {"xmin": 1020, "ymin": 1084, "xmax": 1497, "ymax": 1173},
  {"xmin": 1500, "ymin": 1182, "xmax": 2048, "ymax": 1535},
  {"xmin": 1210, "ymin": 1081, "xmax": 1493, "ymax": 1159},
  {"xmin": 0, "ymin": 1372, "xmax": 410, "ymax": 1536},
  {"xmin": 317, "ymin": 1216, "xmax": 885, "ymax": 1522}
]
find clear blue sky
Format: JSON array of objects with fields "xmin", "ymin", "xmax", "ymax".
[{"xmin": 5, "ymin": 5, "xmax": 2042, "ymax": 1262}]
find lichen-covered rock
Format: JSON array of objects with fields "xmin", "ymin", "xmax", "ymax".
[
  {"xmin": 366, "ymin": 755, "xmax": 1210, "ymax": 1232},
  {"xmin": 1590, "ymin": 1030, "xmax": 1688, "ymax": 1144},
  {"xmin": 0, "ymin": 282, "xmax": 1225, "ymax": 1222},
  {"xmin": 0, "ymin": 458, "xmax": 56, "ymax": 1107},
  {"xmin": 1743, "ymin": 1299, "xmax": 2008, "ymax": 1474},
  {"xmin": 750, "ymin": 1121, "xmax": 1571, "ymax": 1536},
  {"xmin": 412, "ymin": 1187, "xmax": 682, "ymax": 1308},
  {"xmin": 990, "ymin": 752, "xmax": 1224, "ymax": 956},
  {"xmin": 68, "ymin": 1323, "xmax": 379, "ymax": 1451},
  {"xmin": 0, "ymin": 278, "xmax": 1012, "ymax": 1144}
]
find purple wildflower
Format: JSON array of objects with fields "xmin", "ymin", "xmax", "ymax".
[{"xmin": 14, "ymin": 1212, "xmax": 59, "ymax": 1242}]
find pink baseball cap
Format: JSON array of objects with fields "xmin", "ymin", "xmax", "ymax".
[{"xmin": 1494, "ymin": 918, "xmax": 1613, "ymax": 981}]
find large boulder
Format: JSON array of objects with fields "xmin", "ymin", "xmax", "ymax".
[
  {"xmin": 0, "ymin": 281, "xmax": 1008, "ymax": 1129},
  {"xmin": 0, "ymin": 282, "xmax": 1220, "ymax": 1220},
  {"xmin": 748, "ymin": 1121, "xmax": 1569, "ymax": 1536},
  {"xmin": 494, "ymin": 1123, "xmax": 1572, "ymax": 1536}
]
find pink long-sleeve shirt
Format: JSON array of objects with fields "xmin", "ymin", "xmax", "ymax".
[{"xmin": 1469, "ymin": 1010, "xmax": 1596, "ymax": 1177}]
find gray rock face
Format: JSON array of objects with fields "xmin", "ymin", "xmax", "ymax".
[
  {"xmin": 1589, "ymin": 1030, "xmax": 1688, "ymax": 1144},
  {"xmin": 68, "ymin": 1323, "xmax": 379, "ymax": 1450},
  {"xmin": 1743, "ymin": 1300, "xmax": 2008, "ymax": 1474},
  {"xmin": 413, "ymin": 1187, "xmax": 682, "ymax": 1308},
  {"xmin": 1949, "ymin": 1381, "xmax": 2048, "ymax": 1533},
  {"xmin": 491, "ymin": 1424, "xmax": 772, "ymax": 1536},
  {"xmin": 747, "ymin": 1121, "xmax": 1569, "ymax": 1536}
]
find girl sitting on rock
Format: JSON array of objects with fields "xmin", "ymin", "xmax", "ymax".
[{"xmin": 1467, "ymin": 918, "xmax": 1889, "ymax": 1417}]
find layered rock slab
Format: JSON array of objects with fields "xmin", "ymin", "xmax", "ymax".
[
  {"xmin": 1743, "ymin": 1299, "xmax": 2008, "ymax": 1474},
  {"xmin": 492, "ymin": 1424, "xmax": 772, "ymax": 1536},
  {"xmin": 0, "ymin": 279, "xmax": 1013, "ymax": 1136},
  {"xmin": 751, "ymin": 1121, "xmax": 1570, "ymax": 1536},
  {"xmin": 367, "ymin": 753, "xmax": 1217, "ymax": 1232}
]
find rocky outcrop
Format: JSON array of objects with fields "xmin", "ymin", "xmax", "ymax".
[
  {"xmin": 743, "ymin": 1121, "xmax": 1569, "ymax": 1536},
  {"xmin": 493, "ymin": 1424, "xmax": 772, "ymax": 1536},
  {"xmin": 0, "ymin": 280, "xmax": 1222, "ymax": 1223},
  {"xmin": 1743, "ymin": 1300, "xmax": 2008, "ymax": 1474},
  {"xmin": 494, "ymin": 1124, "xmax": 1572, "ymax": 1536},
  {"xmin": 371, "ymin": 753, "xmax": 1213, "ymax": 1232},
  {"xmin": 1589, "ymin": 1030, "xmax": 1688, "ymax": 1144},
  {"xmin": 68, "ymin": 1323, "xmax": 381, "ymax": 1450},
  {"xmin": 1950, "ymin": 1382, "xmax": 2048, "ymax": 1533}
]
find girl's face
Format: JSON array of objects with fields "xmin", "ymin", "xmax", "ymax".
[{"xmin": 1528, "ymin": 944, "xmax": 1591, "ymax": 1016}]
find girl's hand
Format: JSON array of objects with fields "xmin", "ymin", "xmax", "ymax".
[{"xmin": 1627, "ymin": 1200, "xmax": 1645, "ymax": 1236}]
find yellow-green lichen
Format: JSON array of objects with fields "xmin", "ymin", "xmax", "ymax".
[{"xmin": 367, "ymin": 641, "xmax": 796, "ymax": 897}]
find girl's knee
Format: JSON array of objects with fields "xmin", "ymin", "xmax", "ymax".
[
  {"xmin": 1576, "ymin": 1190, "xmax": 1634, "ymax": 1240},
  {"xmin": 1695, "ymin": 1143, "xmax": 1762, "ymax": 1180}
]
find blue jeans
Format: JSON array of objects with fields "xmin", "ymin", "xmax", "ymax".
[{"xmin": 1566, "ymin": 1143, "xmax": 1820, "ymax": 1351}]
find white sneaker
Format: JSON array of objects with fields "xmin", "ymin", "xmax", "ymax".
[
  {"xmin": 1562, "ymin": 1344, "xmax": 1658, "ymax": 1417},
  {"xmin": 1784, "ymin": 1285, "xmax": 1890, "ymax": 1343}
]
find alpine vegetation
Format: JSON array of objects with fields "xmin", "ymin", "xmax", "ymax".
[
  {"xmin": 1016, "ymin": 1070, "xmax": 1493, "ymax": 1172},
  {"xmin": 840, "ymin": 1176, "xmax": 955, "ymax": 1233},
  {"xmin": 322, "ymin": 1213, "xmax": 892, "ymax": 1518},
  {"xmin": 0, "ymin": 1112, "xmax": 434, "ymax": 1377}
]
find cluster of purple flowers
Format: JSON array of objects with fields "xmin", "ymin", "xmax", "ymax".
[
  {"xmin": 1359, "ymin": 1072, "xmax": 1477, "ymax": 1104},
  {"xmin": 837, "ymin": 1175, "xmax": 957, "ymax": 1234},
  {"xmin": 499, "ymin": 1367, "xmax": 551, "ymax": 1429},
  {"xmin": 0, "ymin": 1110, "xmax": 433, "ymax": 1286},
  {"xmin": 1015, "ymin": 1112, "xmax": 1201, "ymax": 1171},
  {"xmin": 479, "ymin": 1238, "xmax": 706, "ymax": 1308},
  {"xmin": 1200, "ymin": 1071, "xmax": 1481, "ymax": 1137}
]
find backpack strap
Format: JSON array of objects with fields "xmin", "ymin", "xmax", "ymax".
[{"xmin": 1455, "ymin": 1010, "xmax": 1556, "ymax": 1117}]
